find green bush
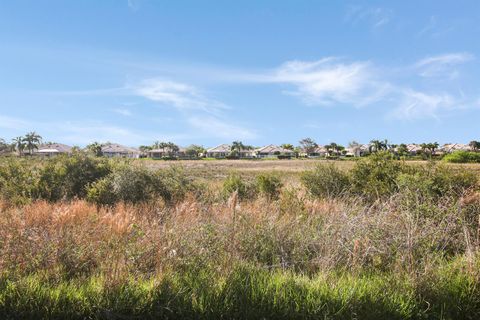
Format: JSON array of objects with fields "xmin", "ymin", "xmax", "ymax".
[
  {"xmin": 222, "ymin": 173, "xmax": 255, "ymax": 200},
  {"xmin": 87, "ymin": 165, "xmax": 194, "ymax": 206},
  {"xmin": 350, "ymin": 152, "xmax": 407, "ymax": 201},
  {"xmin": 397, "ymin": 163, "xmax": 478, "ymax": 200},
  {"xmin": 0, "ymin": 158, "xmax": 37, "ymax": 205},
  {"xmin": 443, "ymin": 151, "xmax": 480, "ymax": 163},
  {"xmin": 255, "ymin": 173, "xmax": 283, "ymax": 200},
  {"xmin": 35, "ymin": 153, "xmax": 112, "ymax": 201},
  {"xmin": 301, "ymin": 163, "xmax": 350, "ymax": 198}
]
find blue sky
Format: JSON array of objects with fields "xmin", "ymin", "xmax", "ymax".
[{"xmin": 0, "ymin": 0, "xmax": 479, "ymax": 147}]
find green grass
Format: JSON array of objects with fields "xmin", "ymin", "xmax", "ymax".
[{"xmin": 1, "ymin": 261, "xmax": 479, "ymax": 319}]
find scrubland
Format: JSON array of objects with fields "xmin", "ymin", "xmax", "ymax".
[{"xmin": 0, "ymin": 153, "xmax": 480, "ymax": 319}]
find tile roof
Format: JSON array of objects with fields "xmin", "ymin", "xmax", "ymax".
[
  {"xmin": 101, "ymin": 143, "xmax": 140, "ymax": 153},
  {"xmin": 37, "ymin": 143, "xmax": 72, "ymax": 153}
]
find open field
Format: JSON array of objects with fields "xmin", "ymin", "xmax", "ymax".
[
  {"xmin": 140, "ymin": 158, "xmax": 480, "ymax": 180},
  {"xmin": 1, "ymin": 154, "xmax": 480, "ymax": 319}
]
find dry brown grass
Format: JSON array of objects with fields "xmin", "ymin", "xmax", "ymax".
[{"xmin": 1, "ymin": 187, "xmax": 479, "ymax": 281}]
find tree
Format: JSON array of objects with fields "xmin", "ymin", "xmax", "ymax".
[
  {"xmin": 153, "ymin": 141, "xmax": 179, "ymax": 157},
  {"xmin": 280, "ymin": 143, "xmax": 294, "ymax": 151},
  {"xmin": 397, "ymin": 144, "xmax": 409, "ymax": 157},
  {"xmin": 348, "ymin": 141, "xmax": 361, "ymax": 157},
  {"xmin": 185, "ymin": 145, "xmax": 206, "ymax": 158},
  {"xmin": 87, "ymin": 142, "xmax": 103, "ymax": 157},
  {"xmin": 12, "ymin": 136, "xmax": 26, "ymax": 156},
  {"xmin": 139, "ymin": 145, "xmax": 153, "ymax": 153},
  {"xmin": 420, "ymin": 142, "xmax": 439, "ymax": 158},
  {"xmin": 0, "ymin": 138, "xmax": 8, "ymax": 153},
  {"xmin": 428, "ymin": 142, "xmax": 439, "ymax": 156},
  {"xmin": 23, "ymin": 131, "xmax": 42, "ymax": 155},
  {"xmin": 325, "ymin": 142, "xmax": 343, "ymax": 156},
  {"xmin": 231, "ymin": 141, "xmax": 246, "ymax": 154},
  {"xmin": 369, "ymin": 139, "xmax": 388, "ymax": 153},
  {"xmin": 299, "ymin": 138, "xmax": 318, "ymax": 154},
  {"xmin": 469, "ymin": 140, "xmax": 480, "ymax": 152}
]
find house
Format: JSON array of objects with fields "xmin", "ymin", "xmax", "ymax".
[
  {"xmin": 441, "ymin": 143, "xmax": 471, "ymax": 154},
  {"xmin": 206, "ymin": 144, "xmax": 231, "ymax": 158},
  {"xmin": 406, "ymin": 144, "xmax": 422, "ymax": 156},
  {"xmin": 36, "ymin": 143, "xmax": 73, "ymax": 157},
  {"xmin": 255, "ymin": 145, "xmax": 294, "ymax": 158},
  {"xmin": 147, "ymin": 147, "xmax": 189, "ymax": 159},
  {"xmin": 302, "ymin": 146, "xmax": 327, "ymax": 158},
  {"xmin": 101, "ymin": 143, "xmax": 141, "ymax": 158}
]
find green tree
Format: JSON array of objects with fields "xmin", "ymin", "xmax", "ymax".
[
  {"xmin": 23, "ymin": 131, "xmax": 42, "ymax": 155},
  {"xmin": 86, "ymin": 142, "xmax": 103, "ymax": 157},
  {"xmin": 397, "ymin": 144, "xmax": 409, "ymax": 157},
  {"xmin": 469, "ymin": 140, "xmax": 480, "ymax": 152},
  {"xmin": 299, "ymin": 138, "xmax": 318, "ymax": 154},
  {"xmin": 280, "ymin": 143, "xmax": 294, "ymax": 150},
  {"xmin": 185, "ymin": 144, "xmax": 206, "ymax": 158},
  {"xmin": 12, "ymin": 136, "xmax": 26, "ymax": 156}
]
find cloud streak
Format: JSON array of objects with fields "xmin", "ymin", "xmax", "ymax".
[
  {"xmin": 345, "ymin": 6, "xmax": 393, "ymax": 28},
  {"xmin": 134, "ymin": 79, "xmax": 228, "ymax": 115},
  {"xmin": 414, "ymin": 52, "xmax": 474, "ymax": 78}
]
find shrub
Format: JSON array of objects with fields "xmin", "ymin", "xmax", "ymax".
[
  {"xmin": 443, "ymin": 151, "xmax": 480, "ymax": 163},
  {"xmin": 0, "ymin": 158, "xmax": 37, "ymax": 205},
  {"xmin": 222, "ymin": 173, "xmax": 255, "ymax": 200},
  {"xmin": 35, "ymin": 153, "xmax": 112, "ymax": 201},
  {"xmin": 397, "ymin": 163, "xmax": 478, "ymax": 200},
  {"xmin": 87, "ymin": 165, "xmax": 194, "ymax": 206},
  {"xmin": 255, "ymin": 173, "xmax": 283, "ymax": 200},
  {"xmin": 350, "ymin": 152, "xmax": 406, "ymax": 201},
  {"xmin": 301, "ymin": 163, "xmax": 350, "ymax": 198}
]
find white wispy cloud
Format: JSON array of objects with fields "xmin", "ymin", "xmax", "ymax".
[
  {"xmin": 187, "ymin": 116, "xmax": 256, "ymax": 140},
  {"xmin": 0, "ymin": 115, "xmax": 30, "ymax": 130},
  {"xmin": 344, "ymin": 6, "xmax": 393, "ymax": 28},
  {"xmin": 57, "ymin": 121, "xmax": 145, "ymax": 146},
  {"xmin": 390, "ymin": 89, "xmax": 465, "ymax": 120},
  {"xmin": 127, "ymin": 0, "xmax": 140, "ymax": 11},
  {"xmin": 134, "ymin": 79, "xmax": 228, "ymax": 115},
  {"xmin": 253, "ymin": 58, "xmax": 390, "ymax": 107},
  {"xmin": 414, "ymin": 52, "xmax": 474, "ymax": 79},
  {"xmin": 113, "ymin": 108, "xmax": 132, "ymax": 116}
]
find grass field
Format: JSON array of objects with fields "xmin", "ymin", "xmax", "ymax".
[{"xmin": 1, "ymin": 154, "xmax": 480, "ymax": 319}]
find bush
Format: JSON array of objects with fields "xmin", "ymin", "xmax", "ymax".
[
  {"xmin": 0, "ymin": 158, "xmax": 37, "ymax": 205},
  {"xmin": 397, "ymin": 163, "xmax": 478, "ymax": 200},
  {"xmin": 443, "ymin": 151, "xmax": 480, "ymax": 163},
  {"xmin": 35, "ymin": 153, "xmax": 112, "ymax": 201},
  {"xmin": 255, "ymin": 173, "xmax": 283, "ymax": 200},
  {"xmin": 301, "ymin": 163, "xmax": 350, "ymax": 198},
  {"xmin": 222, "ymin": 173, "xmax": 255, "ymax": 200},
  {"xmin": 350, "ymin": 152, "xmax": 407, "ymax": 201},
  {"xmin": 87, "ymin": 165, "xmax": 194, "ymax": 206}
]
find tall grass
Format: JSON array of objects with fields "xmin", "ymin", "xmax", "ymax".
[{"xmin": 0, "ymin": 154, "xmax": 479, "ymax": 318}]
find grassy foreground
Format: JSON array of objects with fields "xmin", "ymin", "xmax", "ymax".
[
  {"xmin": 1, "ymin": 153, "xmax": 480, "ymax": 319},
  {"xmin": 1, "ymin": 261, "xmax": 480, "ymax": 320}
]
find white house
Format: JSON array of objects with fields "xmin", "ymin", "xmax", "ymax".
[
  {"xmin": 36, "ymin": 143, "xmax": 73, "ymax": 157},
  {"xmin": 302, "ymin": 146, "xmax": 327, "ymax": 158},
  {"xmin": 101, "ymin": 143, "xmax": 141, "ymax": 158},
  {"xmin": 206, "ymin": 144, "xmax": 231, "ymax": 158},
  {"xmin": 255, "ymin": 145, "xmax": 294, "ymax": 158},
  {"xmin": 147, "ymin": 147, "xmax": 189, "ymax": 159}
]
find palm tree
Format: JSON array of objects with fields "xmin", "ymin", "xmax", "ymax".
[
  {"xmin": 87, "ymin": 142, "xmax": 103, "ymax": 157},
  {"xmin": 469, "ymin": 140, "xmax": 480, "ymax": 152},
  {"xmin": 23, "ymin": 131, "xmax": 42, "ymax": 155},
  {"xmin": 428, "ymin": 142, "xmax": 439, "ymax": 156},
  {"xmin": 166, "ymin": 142, "xmax": 179, "ymax": 157},
  {"xmin": 12, "ymin": 136, "xmax": 26, "ymax": 156},
  {"xmin": 231, "ymin": 141, "xmax": 246, "ymax": 157},
  {"xmin": 369, "ymin": 140, "xmax": 381, "ymax": 153}
]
